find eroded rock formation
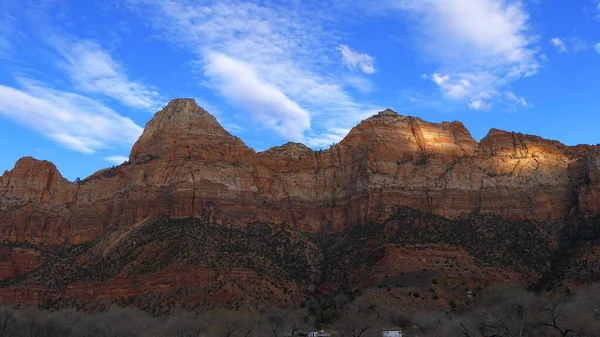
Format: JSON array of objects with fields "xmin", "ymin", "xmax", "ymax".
[{"xmin": 1, "ymin": 98, "xmax": 599, "ymax": 245}]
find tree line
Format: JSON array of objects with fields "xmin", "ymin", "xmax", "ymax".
[{"xmin": 1, "ymin": 283, "xmax": 600, "ymax": 336}]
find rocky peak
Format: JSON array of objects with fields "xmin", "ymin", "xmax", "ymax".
[
  {"xmin": 8, "ymin": 157, "xmax": 65, "ymax": 181},
  {"xmin": 340, "ymin": 110, "xmax": 477, "ymax": 159},
  {"xmin": 129, "ymin": 99, "xmax": 252, "ymax": 163},
  {"xmin": 0, "ymin": 157, "xmax": 72, "ymax": 204},
  {"xmin": 262, "ymin": 142, "xmax": 313, "ymax": 158},
  {"xmin": 479, "ymin": 128, "xmax": 569, "ymax": 159},
  {"xmin": 374, "ymin": 108, "xmax": 400, "ymax": 118},
  {"xmin": 140, "ymin": 98, "xmax": 229, "ymax": 137}
]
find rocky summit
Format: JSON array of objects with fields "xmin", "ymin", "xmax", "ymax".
[{"xmin": 2, "ymin": 99, "xmax": 600, "ymax": 314}]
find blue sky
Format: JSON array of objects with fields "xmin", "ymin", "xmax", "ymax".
[{"xmin": 1, "ymin": 0, "xmax": 599, "ymax": 181}]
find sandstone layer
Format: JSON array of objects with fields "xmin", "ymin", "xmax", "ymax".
[{"xmin": 1, "ymin": 98, "xmax": 599, "ymax": 245}]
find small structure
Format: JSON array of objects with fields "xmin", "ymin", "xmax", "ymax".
[
  {"xmin": 307, "ymin": 331, "xmax": 331, "ymax": 337},
  {"xmin": 381, "ymin": 330, "xmax": 402, "ymax": 337}
]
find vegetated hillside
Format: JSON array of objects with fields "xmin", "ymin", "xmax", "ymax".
[
  {"xmin": 533, "ymin": 214, "xmax": 600, "ymax": 291},
  {"xmin": 1, "ymin": 217, "xmax": 321, "ymax": 315},
  {"xmin": 2, "ymin": 207, "xmax": 597, "ymax": 324}
]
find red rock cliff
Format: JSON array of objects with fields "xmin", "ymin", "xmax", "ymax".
[{"xmin": 1, "ymin": 99, "xmax": 598, "ymax": 245}]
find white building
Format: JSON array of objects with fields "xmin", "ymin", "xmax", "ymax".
[
  {"xmin": 307, "ymin": 331, "xmax": 331, "ymax": 337},
  {"xmin": 381, "ymin": 331, "xmax": 402, "ymax": 337}
]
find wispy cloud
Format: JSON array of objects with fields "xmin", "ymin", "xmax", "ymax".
[
  {"xmin": 383, "ymin": 0, "xmax": 540, "ymax": 110},
  {"xmin": 0, "ymin": 1, "xmax": 27, "ymax": 56},
  {"xmin": 595, "ymin": 42, "xmax": 600, "ymax": 54},
  {"xmin": 431, "ymin": 73, "xmax": 472, "ymax": 99},
  {"xmin": 0, "ymin": 13, "xmax": 14, "ymax": 53},
  {"xmin": 51, "ymin": 39, "xmax": 163, "ymax": 111},
  {"xmin": 469, "ymin": 91, "xmax": 494, "ymax": 111},
  {"xmin": 469, "ymin": 90, "xmax": 527, "ymax": 111},
  {"xmin": 551, "ymin": 36, "xmax": 592, "ymax": 54},
  {"xmin": 338, "ymin": 45, "xmax": 376, "ymax": 74},
  {"xmin": 344, "ymin": 75, "xmax": 376, "ymax": 93},
  {"xmin": 125, "ymin": 0, "xmax": 381, "ymax": 147},
  {"xmin": 505, "ymin": 91, "xmax": 527, "ymax": 106},
  {"xmin": 204, "ymin": 52, "xmax": 311, "ymax": 141},
  {"xmin": 551, "ymin": 37, "xmax": 568, "ymax": 53},
  {"xmin": 105, "ymin": 155, "xmax": 129, "ymax": 165},
  {"xmin": 0, "ymin": 0, "xmax": 163, "ymax": 112},
  {"xmin": 0, "ymin": 79, "xmax": 143, "ymax": 153},
  {"xmin": 570, "ymin": 37, "xmax": 592, "ymax": 53}
]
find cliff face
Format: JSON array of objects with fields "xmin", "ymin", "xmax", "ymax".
[{"xmin": 1, "ymin": 99, "xmax": 598, "ymax": 245}]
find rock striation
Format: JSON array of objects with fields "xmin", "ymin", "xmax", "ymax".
[{"xmin": 1, "ymin": 99, "xmax": 599, "ymax": 245}]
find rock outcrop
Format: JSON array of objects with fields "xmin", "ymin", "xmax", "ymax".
[
  {"xmin": 1, "ymin": 99, "xmax": 599, "ymax": 245},
  {"xmin": 130, "ymin": 98, "xmax": 254, "ymax": 164}
]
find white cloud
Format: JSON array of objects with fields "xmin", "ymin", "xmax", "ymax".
[
  {"xmin": 550, "ymin": 37, "xmax": 594, "ymax": 54},
  {"xmin": 344, "ymin": 75, "xmax": 376, "ymax": 93},
  {"xmin": 505, "ymin": 90, "xmax": 527, "ymax": 106},
  {"xmin": 595, "ymin": 42, "xmax": 600, "ymax": 54},
  {"xmin": 384, "ymin": 0, "xmax": 540, "ymax": 110},
  {"xmin": 431, "ymin": 73, "xmax": 449, "ymax": 85},
  {"xmin": 469, "ymin": 91, "xmax": 497, "ymax": 111},
  {"xmin": 468, "ymin": 90, "xmax": 527, "ymax": 111},
  {"xmin": 551, "ymin": 38, "xmax": 568, "ymax": 53},
  {"xmin": 105, "ymin": 156, "xmax": 129, "ymax": 165},
  {"xmin": 0, "ymin": 79, "xmax": 143, "ymax": 154},
  {"xmin": 387, "ymin": 0, "xmax": 538, "ymax": 71},
  {"xmin": 0, "ymin": 2, "xmax": 162, "ymax": 111},
  {"xmin": 430, "ymin": 73, "xmax": 473, "ymax": 99},
  {"xmin": 125, "ymin": 0, "xmax": 381, "ymax": 147},
  {"xmin": 468, "ymin": 100, "xmax": 487, "ymax": 111},
  {"xmin": 337, "ymin": 45, "xmax": 376, "ymax": 74},
  {"xmin": 204, "ymin": 52, "xmax": 311, "ymax": 141},
  {"xmin": 51, "ymin": 39, "xmax": 163, "ymax": 111}
]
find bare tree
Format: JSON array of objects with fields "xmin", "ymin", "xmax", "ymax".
[
  {"xmin": 259, "ymin": 308, "xmax": 286, "ymax": 337},
  {"xmin": 73, "ymin": 307, "xmax": 153, "ymax": 337},
  {"xmin": 334, "ymin": 312, "xmax": 377, "ymax": 337},
  {"xmin": 537, "ymin": 302, "xmax": 574, "ymax": 337},
  {"xmin": 16, "ymin": 307, "xmax": 43, "ymax": 337},
  {"xmin": 259, "ymin": 308, "xmax": 311, "ymax": 337},
  {"xmin": 0, "ymin": 306, "xmax": 17, "ymax": 337},
  {"xmin": 334, "ymin": 299, "xmax": 380, "ymax": 337},
  {"xmin": 161, "ymin": 311, "xmax": 208, "ymax": 337},
  {"xmin": 46, "ymin": 309, "xmax": 83, "ymax": 337},
  {"xmin": 206, "ymin": 308, "xmax": 259, "ymax": 337}
]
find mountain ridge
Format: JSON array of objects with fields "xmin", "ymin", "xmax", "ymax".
[
  {"xmin": 1, "ymin": 98, "xmax": 600, "ymax": 246},
  {"xmin": 3, "ymin": 98, "xmax": 600, "ymax": 317},
  {"xmin": 3, "ymin": 98, "xmax": 589, "ymax": 183}
]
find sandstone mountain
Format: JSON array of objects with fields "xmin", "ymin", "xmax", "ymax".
[
  {"xmin": 2, "ymin": 98, "xmax": 600, "ymax": 317},
  {"xmin": 1, "ymin": 99, "xmax": 599, "ymax": 245}
]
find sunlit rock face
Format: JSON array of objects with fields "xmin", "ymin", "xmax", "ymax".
[
  {"xmin": 1, "ymin": 99, "xmax": 599, "ymax": 245},
  {"xmin": 129, "ymin": 98, "xmax": 255, "ymax": 164}
]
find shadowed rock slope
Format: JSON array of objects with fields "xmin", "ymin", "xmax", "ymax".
[{"xmin": 1, "ymin": 209, "xmax": 597, "ymax": 318}]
